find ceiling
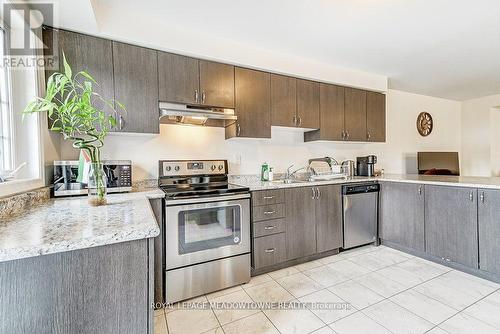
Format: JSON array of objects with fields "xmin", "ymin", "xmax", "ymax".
[{"xmin": 47, "ymin": 0, "xmax": 500, "ymax": 100}]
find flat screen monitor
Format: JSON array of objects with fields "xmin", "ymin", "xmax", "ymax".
[{"xmin": 417, "ymin": 152, "xmax": 460, "ymax": 176}]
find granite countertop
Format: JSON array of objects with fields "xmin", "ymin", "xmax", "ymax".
[
  {"xmin": 0, "ymin": 189, "xmax": 164, "ymax": 263},
  {"xmin": 230, "ymin": 174, "xmax": 500, "ymax": 191}
]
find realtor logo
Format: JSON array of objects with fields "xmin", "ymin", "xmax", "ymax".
[{"xmin": 2, "ymin": 2, "xmax": 56, "ymax": 69}]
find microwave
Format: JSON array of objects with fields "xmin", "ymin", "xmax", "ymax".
[{"xmin": 53, "ymin": 160, "xmax": 132, "ymax": 197}]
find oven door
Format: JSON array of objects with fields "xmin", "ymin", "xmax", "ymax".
[{"xmin": 165, "ymin": 193, "xmax": 250, "ymax": 270}]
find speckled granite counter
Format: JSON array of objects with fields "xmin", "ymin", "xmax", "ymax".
[
  {"xmin": 230, "ymin": 174, "xmax": 500, "ymax": 191},
  {"xmin": 0, "ymin": 189, "xmax": 164, "ymax": 263}
]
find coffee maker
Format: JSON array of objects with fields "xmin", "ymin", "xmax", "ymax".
[{"xmin": 356, "ymin": 155, "xmax": 377, "ymax": 177}]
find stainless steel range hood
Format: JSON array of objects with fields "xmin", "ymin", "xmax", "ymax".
[{"xmin": 159, "ymin": 102, "xmax": 237, "ymax": 127}]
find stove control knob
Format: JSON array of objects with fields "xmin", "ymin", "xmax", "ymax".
[
  {"xmin": 218, "ymin": 165, "xmax": 224, "ymax": 171},
  {"xmin": 174, "ymin": 166, "xmax": 180, "ymax": 171},
  {"xmin": 211, "ymin": 165, "xmax": 216, "ymax": 171},
  {"xmin": 166, "ymin": 166, "xmax": 171, "ymax": 172}
]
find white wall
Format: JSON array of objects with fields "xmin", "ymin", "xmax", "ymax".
[
  {"xmin": 59, "ymin": 89, "xmax": 462, "ymax": 181},
  {"xmin": 461, "ymin": 93, "xmax": 500, "ymax": 176}
]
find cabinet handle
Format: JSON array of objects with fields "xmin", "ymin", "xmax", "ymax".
[
  {"xmin": 293, "ymin": 116, "xmax": 297, "ymax": 126},
  {"xmin": 263, "ymin": 196, "xmax": 275, "ymax": 199},
  {"xmin": 194, "ymin": 89, "xmax": 199, "ymax": 103},
  {"xmin": 297, "ymin": 116, "xmax": 302, "ymax": 127},
  {"xmin": 311, "ymin": 187, "xmax": 316, "ymax": 199},
  {"xmin": 345, "ymin": 131, "xmax": 350, "ymax": 140},
  {"xmin": 264, "ymin": 226, "xmax": 275, "ymax": 230},
  {"xmin": 418, "ymin": 186, "xmax": 422, "ymax": 195},
  {"xmin": 469, "ymin": 191, "xmax": 474, "ymax": 202},
  {"xmin": 367, "ymin": 132, "xmax": 371, "ymax": 141},
  {"xmin": 480, "ymin": 192, "xmax": 484, "ymax": 203},
  {"xmin": 316, "ymin": 187, "xmax": 321, "ymax": 199},
  {"xmin": 119, "ymin": 115, "xmax": 124, "ymax": 130},
  {"xmin": 264, "ymin": 210, "xmax": 276, "ymax": 215},
  {"xmin": 201, "ymin": 91, "xmax": 206, "ymax": 103},
  {"xmin": 264, "ymin": 248, "xmax": 276, "ymax": 253},
  {"xmin": 236, "ymin": 123, "xmax": 241, "ymax": 136}
]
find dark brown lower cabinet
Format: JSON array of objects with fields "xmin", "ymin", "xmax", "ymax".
[
  {"xmin": 379, "ymin": 182, "xmax": 425, "ymax": 251},
  {"xmin": 285, "ymin": 186, "xmax": 317, "ymax": 260},
  {"xmin": 253, "ymin": 233, "xmax": 286, "ymax": 269},
  {"xmin": 425, "ymin": 185, "xmax": 478, "ymax": 268},
  {"xmin": 316, "ymin": 185, "xmax": 343, "ymax": 253},
  {"xmin": 478, "ymin": 189, "xmax": 500, "ymax": 275}
]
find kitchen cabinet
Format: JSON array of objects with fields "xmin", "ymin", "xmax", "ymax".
[
  {"xmin": 112, "ymin": 42, "xmax": 159, "ymax": 133},
  {"xmin": 42, "ymin": 28, "xmax": 116, "ymax": 129},
  {"xmin": 379, "ymin": 182, "xmax": 425, "ymax": 251},
  {"xmin": 315, "ymin": 185, "xmax": 343, "ymax": 253},
  {"xmin": 344, "ymin": 87, "xmax": 367, "ymax": 141},
  {"xmin": 270, "ymin": 74, "xmax": 297, "ymax": 127},
  {"xmin": 158, "ymin": 52, "xmax": 199, "ymax": 105},
  {"xmin": 304, "ymin": 84, "xmax": 344, "ymax": 141},
  {"xmin": 285, "ymin": 186, "xmax": 317, "ymax": 260},
  {"xmin": 253, "ymin": 233, "xmax": 286, "ymax": 269},
  {"xmin": 226, "ymin": 68, "xmax": 271, "ymax": 139},
  {"xmin": 296, "ymin": 79, "xmax": 320, "ymax": 129},
  {"xmin": 425, "ymin": 185, "xmax": 478, "ymax": 268},
  {"xmin": 366, "ymin": 91, "xmax": 386, "ymax": 142},
  {"xmin": 199, "ymin": 60, "xmax": 235, "ymax": 108},
  {"xmin": 478, "ymin": 189, "xmax": 500, "ymax": 275}
]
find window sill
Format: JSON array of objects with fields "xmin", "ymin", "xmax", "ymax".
[{"xmin": 0, "ymin": 178, "xmax": 45, "ymax": 198}]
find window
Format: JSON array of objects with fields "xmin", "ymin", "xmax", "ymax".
[{"xmin": 0, "ymin": 27, "xmax": 13, "ymax": 174}]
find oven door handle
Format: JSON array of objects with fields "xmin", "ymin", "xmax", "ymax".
[{"xmin": 166, "ymin": 193, "xmax": 250, "ymax": 206}]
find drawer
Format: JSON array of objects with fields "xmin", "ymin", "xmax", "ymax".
[
  {"xmin": 253, "ymin": 218, "xmax": 286, "ymax": 238},
  {"xmin": 252, "ymin": 189, "xmax": 285, "ymax": 206},
  {"xmin": 252, "ymin": 204, "xmax": 285, "ymax": 222},
  {"xmin": 253, "ymin": 233, "xmax": 286, "ymax": 269}
]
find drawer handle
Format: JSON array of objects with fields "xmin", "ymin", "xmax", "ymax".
[
  {"xmin": 263, "ymin": 196, "xmax": 275, "ymax": 199},
  {"xmin": 264, "ymin": 226, "xmax": 275, "ymax": 230},
  {"xmin": 264, "ymin": 210, "xmax": 276, "ymax": 215},
  {"xmin": 264, "ymin": 248, "xmax": 275, "ymax": 253}
]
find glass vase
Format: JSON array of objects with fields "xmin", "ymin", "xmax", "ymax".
[{"xmin": 88, "ymin": 162, "xmax": 107, "ymax": 206}]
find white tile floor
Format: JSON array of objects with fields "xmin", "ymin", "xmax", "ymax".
[{"xmin": 154, "ymin": 245, "xmax": 500, "ymax": 334}]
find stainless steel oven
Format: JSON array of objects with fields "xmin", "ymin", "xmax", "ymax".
[{"xmin": 159, "ymin": 160, "xmax": 251, "ymax": 304}]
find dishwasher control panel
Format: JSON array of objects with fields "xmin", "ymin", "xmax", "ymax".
[{"xmin": 343, "ymin": 183, "xmax": 380, "ymax": 194}]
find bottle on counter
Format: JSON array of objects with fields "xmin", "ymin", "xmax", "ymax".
[
  {"xmin": 268, "ymin": 167, "xmax": 274, "ymax": 181},
  {"xmin": 261, "ymin": 162, "xmax": 270, "ymax": 181}
]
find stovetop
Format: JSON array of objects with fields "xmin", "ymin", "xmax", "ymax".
[{"xmin": 160, "ymin": 182, "xmax": 249, "ymax": 200}]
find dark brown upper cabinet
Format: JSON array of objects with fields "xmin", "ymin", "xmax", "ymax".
[
  {"xmin": 112, "ymin": 42, "xmax": 159, "ymax": 134},
  {"xmin": 366, "ymin": 91, "xmax": 386, "ymax": 142},
  {"xmin": 271, "ymin": 74, "xmax": 296, "ymax": 127},
  {"xmin": 158, "ymin": 52, "xmax": 199, "ymax": 105},
  {"xmin": 226, "ymin": 68, "xmax": 271, "ymax": 139},
  {"xmin": 199, "ymin": 60, "xmax": 235, "ymax": 108},
  {"xmin": 42, "ymin": 28, "xmax": 116, "ymax": 129},
  {"xmin": 344, "ymin": 87, "xmax": 367, "ymax": 141},
  {"xmin": 296, "ymin": 79, "xmax": 320, "ymax": 129},
  {"xmin": 304, "ymin": 84, "xmax": 344, "ymax": 142}
]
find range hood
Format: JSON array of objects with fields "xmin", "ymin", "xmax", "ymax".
[{"xmin": 159, "ymin": 102, "xmax": 237, "ymax": 127}]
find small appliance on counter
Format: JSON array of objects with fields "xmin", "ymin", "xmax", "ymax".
[
  {"xmin": 53, "ymin": 160, "xmax": 132, "ymax": 197},
  {"xmin": 356, "ymin": 155, "xmax": 377, "ymax": 177}
]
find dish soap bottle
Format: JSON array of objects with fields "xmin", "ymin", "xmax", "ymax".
[
  {"xmin": 261, "ymin": 162, "xmax": 270, "ymax": 181},
  {"xmin": 268, "ymin": 167, "xmax": 274, "ymax": 181}
]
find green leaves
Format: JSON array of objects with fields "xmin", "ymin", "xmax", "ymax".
[{"xmin": 23, "ymin": 50, "xmax": 126, "ymax": 154}]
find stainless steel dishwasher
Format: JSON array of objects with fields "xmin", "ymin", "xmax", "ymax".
[{"xmin": 342, "ymin": 183, "xmax": 380, "ymax": 249}]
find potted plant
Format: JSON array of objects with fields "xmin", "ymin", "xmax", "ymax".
[{"xmin": 24, "ymin": 53, "xmax": 125, "ymax": 206}]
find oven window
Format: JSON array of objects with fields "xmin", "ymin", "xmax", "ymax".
[{"xmin": 178, "ymin": 205, "xmax": 241, "ymax": 254}]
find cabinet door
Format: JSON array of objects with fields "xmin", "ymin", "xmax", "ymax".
[
  {"xmin": 344, "ymin": 87, "xmax": 367, "ymax": 141},
  {"xmin": 316, "ymin": 185, "xmax": 343, "ymax": 253},
  {"xmin": 112, "ymin": 42, "xmax": 159, "ymax": 133},
  {"xmin": 320, "ymin": 83, "xmax": 345, "ymax": 140},
  {"xmin": 478, "ymin": 189, "xmax": 500, "ymax": 275},
  {"xmin": 226, "ymin": 68, "xmax": 270, "ymax": 139},
  {"xmin": 158, "ymin": 52, "xmax": 199, "ymax": 104},
  {"xmin": 199, "ymin": 60, "xmax": 234, "ymax": 108},
  {"xmin": 43, "ymin": 29, "xmax": 115, "ymax": 129},
  {"xmin": 270, "ymin": 74, "xmax": 296, "ymax": 127},
  {"xmin": 296, "ymin": 79, "xmax": 320, "ymax": 129},
  {"xmin": 425, "ymin": 185, "xmax": 478, "ymax": 268},
  {"xmin": 366, "ymin": 91, "xmax": 386, "ymax": 142},
  {"xmin": 380, "ymin": 182, "xmax": 424, "ymax": 251},
  {"xmin": 285, "ymin": 187, "xmax": 317, "ymax": 260}
]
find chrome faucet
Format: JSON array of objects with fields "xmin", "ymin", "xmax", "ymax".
[{"xmin": 283, "ymin": 164, "xmax": 308, "ymax": 183}]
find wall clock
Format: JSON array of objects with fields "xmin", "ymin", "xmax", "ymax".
[{"xmin": 417, "ymin": 112, "xmax": 433, "ymax": 136}]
